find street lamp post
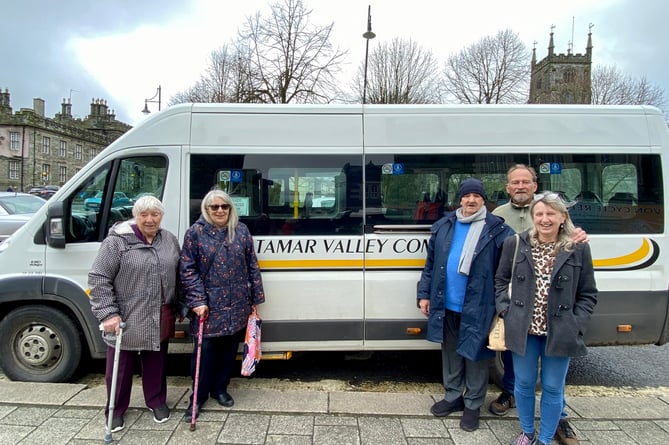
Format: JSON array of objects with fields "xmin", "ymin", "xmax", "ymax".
[
  {"xmin": 362, "ymin": 5, "xmax": 376, "ymax": 104},
  {"xmin": 142, "ymin": 85, "xmax": 162, "ymax": 114}
]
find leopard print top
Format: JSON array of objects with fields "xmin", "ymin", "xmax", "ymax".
[{"xmin": 529, "ymin": 241, "xmax": 556, "ymax": 335}]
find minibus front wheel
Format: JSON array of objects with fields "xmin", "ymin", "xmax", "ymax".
[{"xmin": 0, "ymin": 305, "xmax": 82, "ymax": 382}]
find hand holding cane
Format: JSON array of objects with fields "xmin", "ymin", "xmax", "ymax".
[
  {"xmin": 190, "ymin": 317, "xmax": 205, "ymax": 432},
  {"xmin": 104, "ymin": 321, "xmax": 126, "ymax": 444}
]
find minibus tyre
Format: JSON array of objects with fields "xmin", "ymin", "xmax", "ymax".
[{"xmin": 0, "ymin": 306, "xmax": 82, "ymax": 383}]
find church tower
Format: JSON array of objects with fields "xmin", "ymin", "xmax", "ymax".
[{"xmin": 529, "ymin": 24, "xmax": 593, "ymax": 104}]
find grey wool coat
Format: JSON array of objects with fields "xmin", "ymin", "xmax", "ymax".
[
  {"xmin": 494, "ymin": 231, "xmax": 598, "ymax": 357},
  {"xmin": 88, "ymin": 220, "xmax": 181, "ymax": 351}
]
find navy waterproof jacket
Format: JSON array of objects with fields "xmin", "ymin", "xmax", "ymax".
[{"xmin": 417, "ymin": 210, "xmax": 514, "ymax": 361}]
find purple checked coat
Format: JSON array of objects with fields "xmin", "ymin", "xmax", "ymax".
[
  {"xmin": 179, "ymin": 217, "xmax": 265, "ymax": 338},
  {"xmin": 89, "ymin": 221, "xmax": 180, "ymax": 351}
]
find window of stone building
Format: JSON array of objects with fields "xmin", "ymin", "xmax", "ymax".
[
  {"xmin": 75, "ymin": 144, "xmax": 82, "ymax": 160},
  {"xmin": 59, "ymin": 165, "xmax": 67, "ymax": 183},
  {"xmin": 563, "ymin": 70, "xmax": 575, "ymax": 83},
  {"xmin": 42, "ymin": 136, "xmax": 50, "ymax": 154},
  {"xmin": 41, "ymin": 164, "xmax": 50, "ymax": 183},
  {"xmin": 59, "ymin": 141, "xmax": 67, "ymax": 157},
  {"xmin": 9, "ymin": 132, "xmax": 20, "ymax": 151},
  {"xmin": 9, "ymin": 161, "xmax": 20, "ymax": 180}
]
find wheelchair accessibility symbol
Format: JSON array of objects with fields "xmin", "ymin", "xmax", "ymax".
[
  {"xmin": 539, "ymin": 163, "xmax": 561, "ymax": 175},
  {"xmin": 230, "ymin": 170, "xmax": 243, "ymax": 183}
]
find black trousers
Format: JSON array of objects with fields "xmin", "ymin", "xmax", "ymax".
[{"xmin": 190, "ymin": 330, "xmax": 244, "ymax": 405}]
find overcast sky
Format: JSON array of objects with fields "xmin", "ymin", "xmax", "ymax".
[{"xmin": 2, "ymin": 0, "xmax": 667, "ymax": 125}]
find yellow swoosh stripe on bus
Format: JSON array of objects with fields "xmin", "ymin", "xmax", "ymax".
[
  {"xmin": 592, "ymin": 238, "xmax": 652, "ymax": 268},
  {"xmin": 258, "ymin": 238, "xmax": 656, "ymax": 271}
]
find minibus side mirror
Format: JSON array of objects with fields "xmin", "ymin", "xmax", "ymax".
[{"xmin": 46, "ymin": 201, "xmax": 66, "ymax": 248}]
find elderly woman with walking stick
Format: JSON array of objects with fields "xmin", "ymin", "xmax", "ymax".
[
  {"xmin": 89, "ymin": 195, "xmax": 181, "ymax": 433},
  {"xmin": 179, "ymin": 189, "xmax": 265, "ymax": 422}
]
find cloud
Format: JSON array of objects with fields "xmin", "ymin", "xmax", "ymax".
[
  {"xmin": 3, "ymin": 0, "xmax": 667, "ymax": 126},
  {"xmin": 0, "ymin": 0, "xmax": 189, "ymax": 120}
]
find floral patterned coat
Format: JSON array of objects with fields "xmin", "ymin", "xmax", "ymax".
[{"xmin": 179, "ymin": 217, "xmax": 265, "ymax": 338}]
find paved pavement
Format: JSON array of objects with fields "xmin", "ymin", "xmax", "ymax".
[{"xmin": 0, "ymin": 377, "xmax": 668, "ymax": 445}]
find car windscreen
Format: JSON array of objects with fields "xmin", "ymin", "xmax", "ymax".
[{"xmin": 0, "ymin": 196, "xmax": 46, "ymax": 214}]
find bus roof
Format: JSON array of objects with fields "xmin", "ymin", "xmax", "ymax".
[{"xmin": 104, "ymin": 103, "xmax": 668, "ymax": 155}]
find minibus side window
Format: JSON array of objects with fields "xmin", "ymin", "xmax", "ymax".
[
  {"xmin": 189, "ymin": 154, "xmax": 362, "ymax": 236},
  {"xmin": 531, "ymin": 154, "xmax": 663, "ymax": 234},
  {"xmin": 364, "ymin": 154, "xmax": 516, "ymax": 229}
]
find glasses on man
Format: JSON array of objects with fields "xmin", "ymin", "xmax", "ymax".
[{"xmin": 208, "ymin": 204, "xmax": 231, "ymax": 211}]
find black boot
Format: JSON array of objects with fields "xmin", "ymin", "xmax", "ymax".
[{"xmin": 184, "ymin": 400, "xmax": 202, "ymax": 422}]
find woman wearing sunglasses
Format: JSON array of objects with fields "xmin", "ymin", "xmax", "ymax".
[
  {"xmin": 495, "ymin": 192, "xmax": 597, "ymax": 445},
  {"xmin": 179, "ymin": 189, "xmax": 265, "ymax": 421}
]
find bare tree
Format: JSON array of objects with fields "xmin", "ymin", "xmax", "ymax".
[
  {"xmin": 238, "ymin": 0, "xmax": 347, "ymax": 104},
  {"xmin": 443, "ymin": 29, "xmax": 530, "ymax": 104},
  {"xmin": 170, "ymin": 44, "xmax": 253, "ymax": 105},
  {"xmin": 591, "ymin": 64, "xmax": 665, "ymax": 109},
  {"xmin": 353, "ymin": 37, "xmax": 442, "ymax": 104}
]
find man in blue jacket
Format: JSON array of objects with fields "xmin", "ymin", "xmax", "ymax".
[{"xmin": 417, "ymin": 178, "xmax": 514, "ymax": 432}]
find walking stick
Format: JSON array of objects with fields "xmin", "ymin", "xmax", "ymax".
[
  {"xmin": 104, "ymin": 321, "xmax": 126, "ymax": 445},
  {"xmin": 190, "ymin": 317, "xmax": 205, "ymax": 432}
]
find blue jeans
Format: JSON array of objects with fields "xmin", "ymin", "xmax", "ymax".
[
  {"xmin": 503, "ymin": 349, "xmax": 569, "ymax": 419},
  {"xmin": 512, "ymin": 335, "xmax": 570, "ymax": 445}
]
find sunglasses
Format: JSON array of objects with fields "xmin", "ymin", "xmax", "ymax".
[
  {"xmin": 208, "ymin": 204, "xmax": 231, "ymax": 211},
  {"xmin": 534, "ymin": 192, "xmax": 562, "ymax": 201}
]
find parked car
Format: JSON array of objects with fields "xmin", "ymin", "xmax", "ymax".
[
  {"xmin": 28, "ymin": 185, "xmax": 60, "ymax": 200},
  {"xmin": 83, "ymin": 191, "xmax": 132, "ymax": 211},
  {"xmin": 0, "ymin": 192, "xmax": 47, "ymax": 243}
]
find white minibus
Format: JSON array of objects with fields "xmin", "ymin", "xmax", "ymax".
[{"xmin": 0, "ymin": 103, "xmax": 667, "ymax": 383}]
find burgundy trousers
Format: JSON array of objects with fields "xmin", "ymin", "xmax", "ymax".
[{"xmin": 104, "ymin": 341, "xmax": 168, "ymax": 419}]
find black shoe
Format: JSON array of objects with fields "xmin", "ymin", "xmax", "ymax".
[
  {"xmin": 109, "ymin": 416, "xmax": 124, "ymax": 433},
  {"xmin": 460, "ymin": 407, "xmax": 480, "ymax": 432},
  {"xmin": 213, "ymin": 392, "xmax": 234, "ymax": 407},
  {"xmin": 184, "ymin": 402, "xmax": 202, "ymax": 422},
  {"xmin": 150, "ymin": 403, "xmax": 170, "ymax": 423},
  {"xmin": 430, "ymin": 397, "xmax": 465, "ymax": 417}
]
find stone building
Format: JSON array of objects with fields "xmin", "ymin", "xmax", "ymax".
[
  {"xmin": 529, "ymin": 27, "xmax": 593, "ymax": 104},
  {"xmin": 0, "ymin": 89, "xmax": 131, "ymax": 192}
]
